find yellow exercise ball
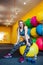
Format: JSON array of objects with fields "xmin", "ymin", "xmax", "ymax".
[
  {"xmin": 37, "ymin": 12, "xmax": 43, "ymax": 23},
  {"xmin": 30, "ymin": 27, "xmax": 38, "ymax": 38},
  {"xmin": 19, "ymin": 43, "xmax": 39, "ymax": 57}
]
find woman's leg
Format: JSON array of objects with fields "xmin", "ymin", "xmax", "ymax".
[
  {"xmin": 10, "ymin": 40, "xmax": 26, "ymax": 54},
  {"xmin": 23, "ymin": 45, "xmax": 30, "ymax": 57},
  {"xmin": 23, "ymin": 38, "xmax": 32, "ymax": 57},
  {"xmin": 4, "ymin": 41, "xmax": 25, "ymax": 58},
  {"xmin": 22, "ymin": 39, "xmax": 32, "ymax": 61},
  {"xmin": 19, "ymin": 45, "xmax": 30, "ymax": 63}
]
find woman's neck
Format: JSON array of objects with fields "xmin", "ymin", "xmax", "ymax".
[{"xmin": 20, "ymin": 28, "xmax": 23, "ymax": 32}]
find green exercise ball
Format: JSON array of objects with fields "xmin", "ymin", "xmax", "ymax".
[
  {"xmin": 32, "ymin": 38, "xmax": 36, "ymax": 43},
  {"xmin": 24, "ymin": 19, "xmax": 33, "ymax": 28}
]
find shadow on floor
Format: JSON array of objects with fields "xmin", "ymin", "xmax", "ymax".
[{"xmin": 0, "ymin": 49, "xmax": 21, "ymax": 58}]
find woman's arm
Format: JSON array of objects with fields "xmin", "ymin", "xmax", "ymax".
[
  {"xmin": 24, "ymin": 26, "xmax": 31, "ymax": 46},
  {"xmin": 17, "ymin": 28, "xmax": 20, "ymax": 43}
]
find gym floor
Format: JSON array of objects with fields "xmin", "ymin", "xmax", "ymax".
[{"xmin": 0, "ymin": 49, "xmax": 43, "ymax": 65}]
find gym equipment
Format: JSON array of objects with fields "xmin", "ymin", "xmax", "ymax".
[
  {"xmin": 37, "ymin": 11, "xmax": 43, "ymax": 23},
  {"xmin": 36, "ymin": 37, "xmax": 43, "ymax": 50},
  {"xmin": 24, "ymin": 19, "xmax": 33, "ymax": 28},
  {"xmin": 31, "ymin": 16, "xmax": 38, "ymax": 26},
  {"xmin": 19, "ymin": 43, "xmax": 39, "ymax": 57},
  {"xmin": 36, "ymin": 24, "xmax": 43, "ymax": 36},
  {"xmin": 30, "ymin": 27, "xmax": 38, "ymax": 37}
]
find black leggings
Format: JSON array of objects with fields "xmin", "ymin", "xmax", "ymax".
[
  {"xmin": 10, "ymin": 41, "xmax": 26, "ymax": 55},
  {"xmin": 10, "ymin": 39, "xmax": 32, "ymax": 57}
]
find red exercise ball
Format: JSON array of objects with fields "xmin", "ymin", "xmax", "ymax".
[
  {"xmin": 36, "ymin": 37, "xmax": 43, "ymax": 51},
  {"xmin": 31, "ymin": 16, "xmax": 38, "ymax": 27}
]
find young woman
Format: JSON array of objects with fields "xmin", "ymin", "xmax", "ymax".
[{"xmin": 3, "ymin": 20, "xmax": 32, "ymax": 62}]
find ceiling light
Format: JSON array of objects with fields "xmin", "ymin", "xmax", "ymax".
[
  {"xmin": 16, "ymin": 12, "xmax": 18, "ymax": 15},
  {"xmin": 24, "ymin": 2, "xmax": 26, "ymax": 5}
]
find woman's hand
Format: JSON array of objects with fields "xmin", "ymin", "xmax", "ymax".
[{"xmin": 26, "ymin": 42, "xmax": 31, "ymax": 47}]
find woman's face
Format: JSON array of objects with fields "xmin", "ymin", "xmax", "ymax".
[{"xmin": 19, "ymin": 21, "xmax": 23, "ymax": 29}]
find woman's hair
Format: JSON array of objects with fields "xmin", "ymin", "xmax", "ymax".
[{"xmin": 18, "ymin": 20, "xmax": 25, "ymax": 29}]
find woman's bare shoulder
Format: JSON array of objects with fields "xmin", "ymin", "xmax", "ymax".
[{"xmin": 24, "ymin": 26, "xmax": 28, "ymax": 29}]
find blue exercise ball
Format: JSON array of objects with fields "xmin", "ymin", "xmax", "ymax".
[
  {"xmin": 27, "ymin": 28, "xmax": 31, "ymax": 36},
  {"xmin": 36, "ymin": 24, "xmax": 43, "ymax": 36}
]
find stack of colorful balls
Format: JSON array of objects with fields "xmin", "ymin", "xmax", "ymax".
[{"xmin": 19, "ymin": 12, "xmax": 43, "ymax": 58}]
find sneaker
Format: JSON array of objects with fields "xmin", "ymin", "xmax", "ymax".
[
  {"xmin": 19, "ymin": 56, "xmax": 24, "ymax": 63},
  {"xmin": 26, "ymin": 57, "xmax": 36, "ymax": 63},
  {"xmin": 26, "ymin": 57, "xmax": 33, "ymax": 62},
  {"xmin": 31, "ymin": 56, "xmax": 37, "ymax": 63},
  {"xmin": 31, "ymin": 58, "xmax": 36, "ymax": 63},
  {"xmin": 3, "ymin": 53, "xmax": 12, "ymax": 58}
]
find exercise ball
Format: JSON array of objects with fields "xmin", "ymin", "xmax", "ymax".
[
  {"xmin": 30, "ymin": 27, "xmax": 38, "ymax": 37},
  {"xmin": 32, "ymin": 38, "xmax": 36, "ymax": 43},
  {"xmin": 37, "ymin": 12, "xmax": 43, "ymax": 23},
  {"xmin": 36, "ymin": 37, "xmax": 43, "ymax": 50},
  {"xmin": 24, "ymin": 19, "xmax": 33, "ymax": 28},
  {"xmin": 27, "ymin": 28, "xmax": 31, "ymax": 36},
  {"xmin": 31, "ymin": 16, "xmax": 38, "ymax": 26},
  {"xmin": 36, "ymin": 24, "xmax": 43, "ymax": 36},
  {"xmin": 19, "ymin": 43, "xmax": 39, "ymax": 57}
]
